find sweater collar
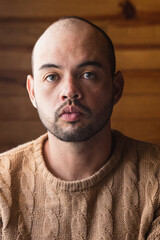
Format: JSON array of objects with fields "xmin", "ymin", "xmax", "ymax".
[{"xmin": 34, "ymin": 130, "xmax": 126, "ymax": 192}]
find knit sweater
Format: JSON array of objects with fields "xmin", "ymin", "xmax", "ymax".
[{"xmin": 0, "ymin": 130, "xmax": 160, "ymax": 240}]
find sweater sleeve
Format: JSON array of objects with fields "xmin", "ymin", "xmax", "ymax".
[
  {"xmin": 145, "ymin": 144, "xmax": 160, "ymax": 240},
  {"xmin": 0, "ymin": 216, "xmax": 2, "ymax": 240},
  {"xmin": 146, "ymin": 207, "xmax": 160, "ymax": 239},
  {"xmin": 0, "ymin": 155, "xmax": 12, "ymax": 232}
]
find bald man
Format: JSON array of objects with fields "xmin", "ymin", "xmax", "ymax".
[{"xmin": 0, "ymin": 17, "xmax": 160, "ymax": 240}]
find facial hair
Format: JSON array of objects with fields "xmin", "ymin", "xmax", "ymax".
[{"xmin": 36, "ymin": 95, "xmax": 114, "ymax": 142}]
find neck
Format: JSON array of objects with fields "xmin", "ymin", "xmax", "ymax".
[{"xmin": 44, "ymin": 123, "xmax": 113, "ymax": 181}]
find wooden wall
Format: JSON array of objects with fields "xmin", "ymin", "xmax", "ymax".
[{"xmin": 0, "ymin": 0, "xmax": 160, "ymax": 152}]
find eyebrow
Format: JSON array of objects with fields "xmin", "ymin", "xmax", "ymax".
[
  {"xmin": 39, "ymin": 61, "xmax": 103, "ymax": 71},
  {"xmin": 77, "ymin": 61, "xmax": 104, "ymax": 69},
  {"xmin": 39, "ymin": 63, "xmax": 62, "ymax": 70}
]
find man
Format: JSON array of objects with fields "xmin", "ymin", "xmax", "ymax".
[{"xmin": 0, "ymin": 16, "xmax": 160, "ymax": 240}]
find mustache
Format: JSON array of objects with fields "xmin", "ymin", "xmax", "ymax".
[{"xmin": 55, "ymin": 99, "xmax": 92, "ymax": 120}]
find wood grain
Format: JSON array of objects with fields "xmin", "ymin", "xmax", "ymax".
[
  {"xmin": 112, "ymin": 95, "xmax": 160, "ymax": 119},
  {"xmin": 0, "ymin": 118, "xmax": 159, "ymax": 151},
  {"xmin": 0, "ymin": 95, "xmax": 160, "ymax": 121},
  {"xmin": 0, "ymin": 121, "xmax": 45, "ymax": 146},
  {"xmin": 1, "ymin": 21, "xmax": 160, "ymax": 48},
  {"xmin": 107, "ymin": 24, "xmax": 160, "ymax": 47},
  {"xmin": 0, "ymin": 94, "xmax": 160, "ymax": 120},
  {"xmin": 1, "ymin": 49, "xmax": 160, "ymax": 71},
  {"xmin": 0, "ymin": 96, "xmax": 37, "ymax": 120},
  {"xmin": 0, "ymin": 70, "xmax": 27, "ymax": 96},
  {"xmin": 0, "ymin": 49, "xmax": 31, "ymax": 71},
  {"xmin": 0, "ymin": 0, "xmax": 122, "ymax": 18},
  {"xmin": 111, "ymin": 119, "xmax": 160, "ymax": 144},
  {"xmin": 122, "ymin": 71, "xmax": 160, "ymax": 94},
  {"xmin": 0, "ymin": 0, "xmax": 160, "ymax": 19},
  {"xmin": 1, "ymin": 70, "xmax": 160, "ymax": 95},
  {"xmin": 116, "ymin": 49, "xmax": 160, "ymax": 71},
  {"xmin": 0, "ymin": 21, "xmax": 48, "ymax": 48},
  {"xmin": 0, "ymin": 0, "xmax": 160, "ymax": 148}
]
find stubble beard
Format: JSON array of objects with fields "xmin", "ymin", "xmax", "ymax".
[{"xmin": 36, "ymin": 96, "xmax": 114, "ymax": 142}]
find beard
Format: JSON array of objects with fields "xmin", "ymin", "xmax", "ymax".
[{"xmin": 36, "ymin": 95, "xmax": 114, "ymax": 142}]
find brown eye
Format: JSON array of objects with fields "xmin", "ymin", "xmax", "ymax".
[
  {"xmin": 82, "ymin": 72, "xmax": 96, "ymax": 80},
  {"xmin": 46, "ymin": 74, "xmax": 59, "ymax": 82}
]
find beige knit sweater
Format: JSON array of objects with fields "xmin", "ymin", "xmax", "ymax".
[{"xmin": 0, "ymin": 130, "xmax": 160, "ymax": 240}]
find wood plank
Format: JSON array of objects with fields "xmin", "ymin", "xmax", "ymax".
[
  {"xmin": 116, "ymin": 49, "xmax": 160, "ymax": 71},
  {"xmin": 122, "ymin": 71, "xmax": 160, "ymax": 95},
  {"xmin": 0, "ymin": 21, "xmax": 48, "ymax": 48},
  {"xmin": 0, "ymin": 121, "xmax": 46, "ymax": 146},
  {"xmin": 111, "ymin": 119, "xmax": 160, "ymax": 145},
  {"xmin": 0, "ymin": 49, "xmax": 31, "ymax": 71},
  {"xmin": 0, "ymin": 93, "xmax": 160, "ymax": 120},
  {"xmin": 0, "ymin": 80, "xmax": 26, "ymax": 96},
  {"xmin": 134, "ymin": 0, "xmax": 160, "ymax": 12},
  {"xmin": 0, "ymin": 0, "xmax": 122, "ymax": 18},
  {"xmin": 0, "ymin": 119, "xmax": 159, "ymax": 150},
  {"xmin": 0, "ymin": 70, "xmax": 27, "ymax": 96},
  {"xmin": 0, "ymin": 0, "xmax": 160, "ymax": 19},
  {"xmin": 112, "ymin": 95, "xmax": 160, "ymax": 120},
  {"xmin": 0, "ymin": 96, "xmax": 38, "ymax": 120},
  {"xmin": 1, "ymin": 49, "xmax": 160, "ymax": 72},
  {"xmin": 107, "ymin": 24, "xmax": 160, "ymax": 47},
  {"xmin": 1, "ymin": 21, "xmax": 160, "ymax": 48},
  {"xmin": 1, "ymin": 70, "xmax": 160, "ymax": 96}
]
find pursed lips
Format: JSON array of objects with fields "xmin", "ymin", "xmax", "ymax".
[{"xmin": 59, "ymin": 106, "xmax": 84, "ymax": 122}]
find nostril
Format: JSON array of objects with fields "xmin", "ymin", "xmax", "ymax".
[
  {"xmin": 62, "ymin": 93, "xmax": 79, "ymax": 101},
  {"xmin": 63, "ymin": 96, "xmax": 68, "ymax": 99},
  {"xmin": 60, "ymin": 89, "xmax": 82, "ymax": 102},
  {"xmin": 74, "ymin": 94, "xmax": 79, "ymax": 99}
]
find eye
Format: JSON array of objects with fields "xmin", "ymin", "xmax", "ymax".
[
  {"xmin": 82, "ymin": 72, "xmax": 96, "ymax": 80},
  {"xmin": 45, "ymin": 74, "xmax": 59, "ymax": 82}
]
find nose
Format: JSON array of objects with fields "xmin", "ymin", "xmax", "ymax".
[{"xmin": 59, "ymin": 74, "xmax": 83, "ymax": 101}]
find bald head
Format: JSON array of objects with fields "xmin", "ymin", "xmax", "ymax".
[{"xmin": 31, "ymin": 17, "xmax": 116, "ymax": 77}]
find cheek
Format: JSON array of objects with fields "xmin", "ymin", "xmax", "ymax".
[
  {"xmin": 85, "ymin": 84, "xmax": 113, "ymax": 106},
  {"xmin": 34, "ymin": 82, "xmax": 57, "ymax": 104},
  {"xmin": 34, "ymin": 90, "xmax": 56, "ymax": 115}
]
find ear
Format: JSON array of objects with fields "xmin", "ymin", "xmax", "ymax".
[
  {"xmin": 26, "ymin": 75, "xmax": 37, "ymax": 108},
  {"xmin": 113, "ymin": 71, "xmax": 124, "ymax": 105}
]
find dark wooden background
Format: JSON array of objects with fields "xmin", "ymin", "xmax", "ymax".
[{"xmin": 1, "ymin": 0, "xmax": 160, "ymax": 152}]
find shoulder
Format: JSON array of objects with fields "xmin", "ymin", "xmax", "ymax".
[
  {"xmin": 113, "ymin": 130, "xmax": 160, "ymax": 175},
  {"xmin": 113, "ymin": 129, "xmax": 160, "ymax": 156},
  {"xmin": 0, "ymin": 133, "xmax": 48, "ymax": 170},
  {"xmin": 0, "ymin": 133, "xmax": 48, "ymax": 215},
  {"xmin": 0, "ymin": 134, "xmax": 47, "ymax": 226},
  {"xmin": 124, "ymin": 133, "xmax": 160, "ymax": 161}
]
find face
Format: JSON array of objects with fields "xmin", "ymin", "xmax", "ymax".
[{"xmin": 27, "ymin": 21, "xmax": 121, "ymax": 142}]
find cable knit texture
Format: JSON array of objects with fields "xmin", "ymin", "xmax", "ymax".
[{"xmin": 0, "ymin": 130, "xmax": 160, "ymax": 239}]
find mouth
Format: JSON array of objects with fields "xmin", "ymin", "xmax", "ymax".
[{"xmin": 59, "ymin": 106, "xmax": 84, "ymax": 122}]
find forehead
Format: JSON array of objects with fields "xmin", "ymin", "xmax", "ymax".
[{"xmin": 33, "ymin": 20, "xmax": 109, "ymax": 71}]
